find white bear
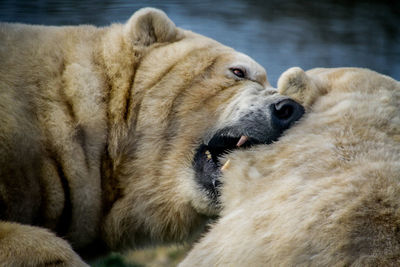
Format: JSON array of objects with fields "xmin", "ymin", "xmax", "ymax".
[
  {"xmin": 0, "ymin": 8, "xmax": 304, "ymax": 265},
  {"xmin": 181, "ymin": 67, "xmax": 400, "ymax": 266}
]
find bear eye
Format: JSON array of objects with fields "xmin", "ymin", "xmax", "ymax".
[{"xmin": 230, "ymin": 68, "xmax": 246, "ymax": 78}]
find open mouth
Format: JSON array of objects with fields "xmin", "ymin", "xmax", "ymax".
[
  {"xmin": 192, "ymin": 98, "xmax": 305, "ymax": 203},
  {"xmin": 193, "ymin": 131, "xmax": 260, "ymax": 202}
]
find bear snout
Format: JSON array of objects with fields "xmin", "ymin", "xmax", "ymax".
[{"xmin": 271, "ymin": 98, "xmax": 305, "ymax": 133}]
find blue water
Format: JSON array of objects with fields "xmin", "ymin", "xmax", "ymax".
[{"xmin": 1, "ymin": 0, "xmax": 399, "ymax": 85}]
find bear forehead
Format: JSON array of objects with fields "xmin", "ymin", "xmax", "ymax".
[
  {"xmin": 185, "ymin": 31, "xmax": 268, "ymax": 86},
  {"xmin": 138, "ymin": 30, "xmax": 269, "ymax": 87}
]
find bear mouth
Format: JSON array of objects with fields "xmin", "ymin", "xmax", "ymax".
[
  {"xmin": 192, "ymin": 98, "xmax": 305, "ymax": 204},
  {"xmin": 193, "ymin": 131, "xmax": 263, "ymax": 202}
]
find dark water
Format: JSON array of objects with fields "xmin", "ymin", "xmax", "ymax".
[{"xmin": 1, "ymin": 0, "xmax": 399, "ymax": 85}]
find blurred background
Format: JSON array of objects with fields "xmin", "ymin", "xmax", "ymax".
[
  {"xmin": 1, "ymin": 0, "xmax": 399, "ymax": 266},
  {"xmin": 1, "ymin": 0, "xmax": 399, "ymax": 86}
]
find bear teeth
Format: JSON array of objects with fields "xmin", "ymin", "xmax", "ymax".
[
  {"xmin": 221, "ymin": 159, "xmax": 231, "ymax": 171},
  {"xmin": 236, "ymin": 135, "xmax": 249, "ymax": 147},
  {"xmin": 205, "ymin": 150, "xmax": 212, "ymax": 160}
]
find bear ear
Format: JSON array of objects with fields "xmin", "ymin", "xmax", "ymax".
[
  {"xmin": 278, "ymin": 67, "xmax": 323, "ymax": 108},
  {"xmin": 278, "ymin": 67, "xmax": 308, "ymax": 96},
  {"xmin": 124, "ymin": 8, "xmax": 183, "ymax": 46}
]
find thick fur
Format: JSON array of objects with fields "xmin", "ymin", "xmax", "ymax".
[
  {"xmin": 180, "ymin": 68, "xmax": 400, "ymax": 266},
  {"xmin": 0, "ymin": 7, "xmax": 292, "ymax": 265}
]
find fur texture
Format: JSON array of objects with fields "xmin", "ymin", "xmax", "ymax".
[
  {"xmin": 180, "ymin": 67, "xmax": 400, "ymax": 266},
  {"xmin": 0, "ymin": 8, "xmax": 299, "ymax": 265}
]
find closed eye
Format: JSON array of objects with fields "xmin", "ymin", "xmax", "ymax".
[{"xmin": 230, "ymin": 68, "xmax": 246, "ymax": 79}]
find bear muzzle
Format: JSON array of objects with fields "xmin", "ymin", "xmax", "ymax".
[{"xmin": 192, "ymin": 97, "xmax": 304, "ymax": 203}]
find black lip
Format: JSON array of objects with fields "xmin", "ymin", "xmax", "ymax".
[
  {"xmin": 207, "ymin": 134, "xmax": 240, "ymax": 163},
  {"xmin": 193, "ymin": 144, "xmax": 222, "ymax": 202},
  {"xmin": 207, "ymin": 132, "xmax": 259, "ymax": 162},
  {"xmin": 192, "ymin": 130, "xmax": 264, "ymax": 202}
]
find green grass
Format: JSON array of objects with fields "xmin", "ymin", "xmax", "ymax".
[{"xmin": 91, "ymin": 253, "xmax": 142, "ymax": 267}]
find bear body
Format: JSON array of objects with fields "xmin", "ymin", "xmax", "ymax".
[
  {"xmin": 0, "ymin": 8, "xmax": 305, "ymax": 265},
  {"xmin": 181, "ymin": 68, "xmax": 400, "ymax": 266}
]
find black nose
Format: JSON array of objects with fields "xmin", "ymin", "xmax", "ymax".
[{"xmin": 271, "ymin": 99, "xmax": 304, "ymax": 131}]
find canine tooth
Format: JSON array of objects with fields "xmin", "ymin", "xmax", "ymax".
[
  {"xmin": 236, "ymin": 135, "xmax": 249, "ymax": 147},
  {"xmin": 221, "ymin": 159, "xmax": 231, "ymax": 171},
  {"xmin": 205, "ymin": 150, "xmax": 212, "ymax": 160}
]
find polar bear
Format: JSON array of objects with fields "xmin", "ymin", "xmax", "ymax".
[
  {"xmin": 0, "ymin": 7, "xmax": 304, "ymax": 266},
  {"xmin": 180, "ymin": 67, "xmax": 400, "ymax": 266}
]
